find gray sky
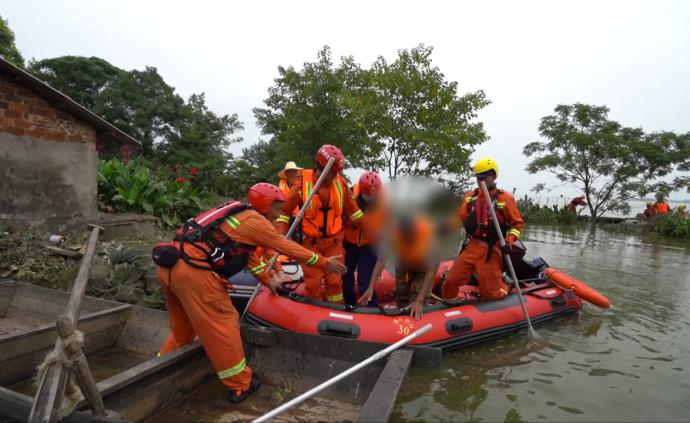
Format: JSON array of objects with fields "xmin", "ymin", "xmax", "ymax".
[{"xmin": 3, "ymin": 0, "xmax": 690, "ymax": 199}]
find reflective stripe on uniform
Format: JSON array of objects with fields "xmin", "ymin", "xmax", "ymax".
[
  {"xmin": 334, "ymin": 178, "xmax": 343, "ymax": 208},
  {"xmin": 225, "ymin": 216, "xmax": 241, "ymax": 228},
  {"xmin": 327, "ymin": 293, "xmax": 344, "ymax": 302},
  {"xmin": 496, "ymin": 202, "xmax": 506, "ymax": 209},
  {"xmin": 465, "ymin": 196, "xmax": 475, "ymax": 203},
  {"xmin": 217, "ymin": 358, "xmax": 247, "ymax": 379},
  {"xmin": 306, "ymin": 253, "xmax": 318, "ymax": 266},
  {"xmin": 276, "ymin": 214, "xmax": 290, "ymax": 224},
  {"xmin": 249, "ymin": 261, "xmax": 266, "ymax": 274},
  {"xmin": 305, "ymin": 180, "xmax": 314, "ymax": 210},
  {"xmin": 350, "ymin": 210, "xmax": 363, "ymax": 221},
  {"xmin": 507, "ymin": 228, "xmax": 521, "ymax": 239}
]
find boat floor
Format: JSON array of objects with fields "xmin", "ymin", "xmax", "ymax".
[
  {"xmin": 8, "ymin": 346, "xmax": 152, "ymax": 397},
  {"xmin": 148, "ymin": 378, "xmax": 360, "ymax": 423},
  {"xmin": 0, "ymin": 308, "xmax": 55, "ymax": 337}
]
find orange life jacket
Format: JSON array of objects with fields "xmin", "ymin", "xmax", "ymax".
[
  {"xmin": 278, "ymin": 178, "xmax": 290, "ymax": 196},
  {"xmin": 301, "ymin": 169, "xmax": 346, "ymax": 238},
  {"xmin": 654, "ymin": 201, "xmax": 670, "ymax": 215},
  {"xmin": 392, "ymin": 216, "xmax": 433, "ymax": 271}
]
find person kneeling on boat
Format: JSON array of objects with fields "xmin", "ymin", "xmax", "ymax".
[
  {"xmin": 343, "ymin": 171, "xmax": 385, "ymax": 306},
  {"xmin": 153, "ymin": 183, "xmax": 346, "ymax": 403},
  {"xmin": 442, "ymin": 157, "xmax": 525, "ymax": 301},
  {"xmin": 359, "ymin": 215, "xmax": 439, "ymax": 320}
]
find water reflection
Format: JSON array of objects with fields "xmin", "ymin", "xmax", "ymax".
[{"xmin": 393, "ymin": 225, "xmax": 690, "ymax": 422}]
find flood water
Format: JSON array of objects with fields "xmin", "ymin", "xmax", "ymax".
[{"xmin": 393, "ymin": 225, "xmax": 690, "ymax": 422}]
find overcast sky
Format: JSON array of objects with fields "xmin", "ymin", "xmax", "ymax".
[{"xmin": 3, "ymin": 0, "xmax": 690, "ymax": 199}]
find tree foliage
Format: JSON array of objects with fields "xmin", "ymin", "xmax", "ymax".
[
  {"xmin": 524, "ymin": 103, "xmax": 690, "ymax": 218},
  {"xmin": 0, "ymin": 15, "xmax": 24, "ymax": 67},
  {"xmin": 253, "ymin": 45, "xmax": 489, "ymax": 191}
]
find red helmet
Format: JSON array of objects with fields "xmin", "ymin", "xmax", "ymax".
[
  {"xmin": 316, "ymin": 144, "xmax": 345, "ymax": 172},
  {"xmin": 248, "ymin": 183, "xmax": 285, "ymax": 215},
  {"xmin": 359, "ymin": 171, "xmax": 382, "ymax": 197}
]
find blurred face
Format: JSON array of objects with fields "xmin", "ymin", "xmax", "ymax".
[
  {"xmin": 266, "ymin": 201, "xmax": 284, "ymax": 221},
  {"xmin": 476, "ymin": 173, "xmax": 496, "ymax": 188},
  {"xmin": 285, "ymin": 169, "xmax": 297, "ymax": 183}
]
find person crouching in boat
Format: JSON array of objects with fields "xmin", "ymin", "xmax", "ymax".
[
  {"xmin": 153, "ymin": 183, "xmax": 346, "ymax": 403},
  {"xmin": 442, "ymin": 157, "xmax": 525, "ymax": 301},
  {"xmin": 343, "ymin": 171, "xmax": 385, "ymax": 306},
  {"xmin": 276, "ymin": 145, "xmax": 363, "ymax": 303},
  {"xmin": 359, "ymin": 214, "xmax": 440, "ymax": 320}
]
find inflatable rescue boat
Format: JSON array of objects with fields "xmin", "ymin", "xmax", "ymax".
[{"xmin": 234, "ymin": 255, "xmax": 609, "ymax": 351}]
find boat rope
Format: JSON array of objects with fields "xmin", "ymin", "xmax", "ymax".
[{"xmin": 34, "ymin": 329, "xmax": 85, "ymax": 416}]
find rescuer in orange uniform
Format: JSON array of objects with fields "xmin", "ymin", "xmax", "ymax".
[
  {"xmin": 276, "ymin": 145, "xmax": 363, "ymax": 302},
  {"xmin": 654, "ymin": 194, "xmax": 670, "ymax": 215},
  {"xmin": 343, "ymin": 171, "xmax": 384, "ymax": 306},
  {"xmin": 359, "ymin": 214, "xmax": 439, "ymax": 320},
  {"xmin": 277, "ymin": 161, "xmax": 302, "ymax": 197},
  {"xmin": 442, "ymin": 158, "xmax": 524, "ymax": 301},
  {"xmin": 154, "ymin": 183, "xmax": 346, "ymax": 403}
]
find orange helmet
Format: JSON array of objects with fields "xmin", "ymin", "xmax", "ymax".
[
  {"xmin": 359, "ymin": 171, "xmax": 382, "ymax": 197},
  {"xmin": 316, "ymin": 144, "xmax": 345, "ymax": 172},
  {"xmin": 248, "ymin": 183, "xmax": 285, "ymax": 215}
]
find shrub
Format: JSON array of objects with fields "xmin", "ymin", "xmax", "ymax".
[
  {"xmin": 98, "ymin": 158, "xmax": 209, "ymax": 227},
  {"xmin": 649, "ymin": 213, "xmax": 690, "ymax": 238}
]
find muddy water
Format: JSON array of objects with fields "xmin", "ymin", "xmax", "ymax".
[{"xmin": 393, "ymin": 225, "xmax": 690, "ymax": 422}]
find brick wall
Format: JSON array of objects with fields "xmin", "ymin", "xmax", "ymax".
[{"xmin": 0, "ymin": 75, "xmax": 97, "ymax": 144}]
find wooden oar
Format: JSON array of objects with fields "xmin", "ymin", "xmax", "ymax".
[{"xmin": 479, "ymin": 181, "xmax": 538, "ymax": 339}]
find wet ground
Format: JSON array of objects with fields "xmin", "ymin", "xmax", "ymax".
[{"xmin": 392, "ymin": 225, "xmax": 690, "ymax": 422}]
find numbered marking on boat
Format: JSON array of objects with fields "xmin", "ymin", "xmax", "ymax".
[
  {"xmin": 328, "ymin": 312, "xmax": 353, "ymax": 320},
  {"xmin": 393, "ymin": 317, "xmax": 415, "ymax": 336},
  {"xmin": 444, "ymin": 310, "xmax": 462, "ymax": 318}
]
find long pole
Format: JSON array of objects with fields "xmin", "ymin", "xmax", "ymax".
[
  {"xmin": 252, "ymin": 323, "xmax": 433, "ymax": 423},
  {"xmin": 240, "ymin": 157, "xmax": 336, "ymax": 322},
  {"xmin": 479, "ymin": 181, "xmax": 538, "ymax": 339}
]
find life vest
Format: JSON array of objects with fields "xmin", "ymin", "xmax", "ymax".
[
  {"xmin": 301, "ymin": 169, "xmax": 346, "ymax": 238},
  {"xmin": 392, "ymin": 216, "xmax": 433, "ymax": 272},
  {"xmin": 278, "ymin": 178, "xmax": 290, "ymax": 196},
  {"xmin": 463, "ymin": 188, "xmax": 510, "ymax": 241},
  {"xmin": 344, "ymin": 184, "xmax": 378, "ymax": 246},
  {"xmin": 654, "ymin": 201, "xmax": 670, "ymax": 215},
  {"xmin": 174, "ymin": 200, "xmax": 257, "ymax": 278}
]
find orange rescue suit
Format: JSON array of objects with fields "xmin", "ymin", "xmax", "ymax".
[
  {"xmin": 277, "ymin": 169, "xmax": 363, "ymax": 302},
  {"xmin": 443, "ymin": 187, "xmax": 524, "ymax": 301},
  {"xmin": 654, "ymin": 201, "xmax": 670, "ymax": 215},
  {"xmin": 158, "ymin": 209, "xmax": 330, "ymax": 391},
  {"xmin": 344, "ymin": 183, "xmax": 384, "ymax": 246}
]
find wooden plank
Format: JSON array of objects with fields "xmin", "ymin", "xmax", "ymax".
[
  {"xmin": 0, "ymin": 280, "xmax": 15, "ymax": 317},
  {"xmin": 0, "ymin": 387, "xmax": 121, "ymax": 423},
  {"xmin": 13, "ymin": 282, "xmax": 123, "ymax": 314},
  {"xmin": 357, "ymin": 350, "xmax": 413, "ymax": 423},
  {"xmin": 115, "ymin": 304, "xmax": 170, "ymax": 354}
]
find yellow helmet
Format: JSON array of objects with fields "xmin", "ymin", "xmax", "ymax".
[
  {"xmin": 679, "ymin": 204, "xmax": 687, "ymax": 209},
  {"xmin": 646, "ymin": 202, "xmax": 654, "ymax": 207},
  {"xmin": 473, "ymin": 157, "xmax": 499, "ymax": 177}
]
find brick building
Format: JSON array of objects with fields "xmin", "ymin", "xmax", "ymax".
[{"xmin": 0, "ymin": 57, "xmax": 139, "ymax": 225}]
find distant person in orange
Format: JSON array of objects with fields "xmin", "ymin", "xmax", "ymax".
[
  {"xmin": 343, "ymin": 171, "xmax": 384, "ymax": 306},
  {"xmin": 654, "ymin": 194, "xmax": 670, "ymax": 215},
  {"xmin": 642, "ymin": 202, "xmax": 657, "ymax": 220},
  {"xmin": 277, "ymin": 161, "xmax": 302, "ymax": 197},
  {"xmin": 154, "ymin": 183, "xmax": 346, "ymax": 403},
  {"xmin": 276, "ymin": 145, "xmax": 363, "ymax": 302},
  {"xmin": 567, "ymin": 195, "xmax": 587, "ymax": 213},
  {"xmin": 442, "ymin": 158, "xmax": 524, "ymax": 301},
  {"xmin": 359, "ymin": 214, "xmax": 439, "ymax": 320}
]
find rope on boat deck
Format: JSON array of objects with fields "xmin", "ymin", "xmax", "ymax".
[{"xmin": 34, "ymin": 329, "xmax": 85, "ymax": 415}]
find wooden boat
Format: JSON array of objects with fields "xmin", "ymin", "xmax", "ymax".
[{"xmin": 0, "ymin": 279, "xmax": 440, "ymax": 422}]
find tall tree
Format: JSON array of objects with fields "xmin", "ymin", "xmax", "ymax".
[
  {"xmin": 253, "ymin": 46, "xmax": 373, "ymax": 169},
  {"xmin": 28, "ymin": 56, "xmax": 124, "ymax": 108},
  {"xmin": 524, "ymin": 103, "xmax": 690, "ymax": 218},
  {"xmin": 365, "ymin": 45, "xmax": 490, "ymax": 185},
  {"xmin": 0, "ymin": 15, "xmax": 24, "ymax": 67}
]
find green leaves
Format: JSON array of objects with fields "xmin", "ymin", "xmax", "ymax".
[
  {"xmin": 524, "ymin": 103, "xmax": 690, "ymax": 218},
  {"xmin": 253, "ymin": 45, "xmax": 489, "ymax": 193},
  {"xmin": 98, "ymin": 158, "xmax": 209, "ymax": 227},
  {"xmin": 0, "ymin": 15, "xmax": 25, "ymax": 67}
]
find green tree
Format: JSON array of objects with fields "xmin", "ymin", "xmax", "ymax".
[
  {"xmin": 365, "ymin": 45, "xmax": 490, "ymax": 185},
  {"xmin": 253, "ymin": 46, "xmax": 373, "ymax": 169},
  {"xmin": 226, "ymin": 139, "xmax": 285, "ymax": 199},
  {"xmin": 0, "ymin": 15, "xmax": 24, "ymax": 67},
  {"xmin": 524, "ymin": 103, "xmax": 690, "ymax": 218},
  {"xmin": 163, "ymin": 93, "xmax": 243, "ymax": 194},
  {"xmin": 28, "ymin": 56, "xmax": 124, "ymax": 108}
]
